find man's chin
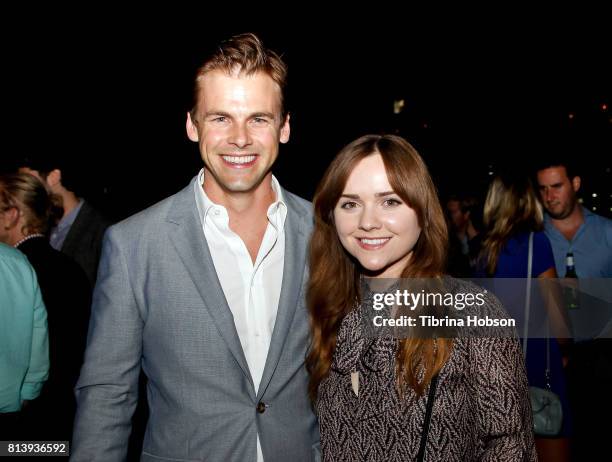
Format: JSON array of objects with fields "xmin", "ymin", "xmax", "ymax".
[
  {"xmin": 206, "ymin": 168, "xmax": 271, "ymax": 195},
  {"xmin": 222, "ymin": 183, "xmax": 256, "ymax": 193},
  {"xmin": 220, "ymin": 177, "xmax": 266, "ymax": 194},
  {"xmin": 547, "ymin": 208, "xmax": 571, "ymax": 220}
]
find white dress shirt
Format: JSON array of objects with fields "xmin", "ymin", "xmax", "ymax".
[{"xmin": 194, "ymin": 169, "xmax": 286, "ymax": 462}]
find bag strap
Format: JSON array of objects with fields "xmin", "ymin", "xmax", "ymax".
[
  {"xmin": 522, "ymin": 232, "xmax": 552, "ymax": 387},
  {"xmin": 417, "ymin": 373, "xmax": 439, "ymax": 462},
  {"xmin": 522, "ymin": 232, "xmax": 534, "ymax": 357},
  {"xmin": 545, "ymin": 321, "xmax": 551, "ymax": 390}
]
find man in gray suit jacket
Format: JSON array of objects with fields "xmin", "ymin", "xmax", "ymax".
[{"xmin": 71, "ymin": 33, "xmax": 318, "ymax": 461}]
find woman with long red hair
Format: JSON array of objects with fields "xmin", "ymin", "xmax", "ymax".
[{"xmin": 307, "ymin": 134, "xmax": 535, "ymax": 461}]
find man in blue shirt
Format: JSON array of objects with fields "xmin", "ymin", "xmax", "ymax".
[
  {"xmin": 536, "ymin": 158, "xmax": 612, "ymax": 460},
  {"xmin": 536, "ymin": 162, "xmax": 612, "ymax": 278},
  {"xmin": 0, "ymin": 242, "xmax": 49, "ymax": 438}
]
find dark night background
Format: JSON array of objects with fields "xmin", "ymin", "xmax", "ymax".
[{"xmin": 2, "ymin": 11, "xmax": 611, "ymax": 222}]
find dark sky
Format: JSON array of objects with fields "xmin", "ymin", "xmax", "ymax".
[{"xmin": 3, "ymin": 11, "xmax": 611, "ymax": 220}]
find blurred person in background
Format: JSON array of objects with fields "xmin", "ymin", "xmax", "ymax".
[
  {"xmin": 536, "ymin": 156, "xmax": 612, "ymax": 461},
  {"xmin": 0, "ymin": 173, "xmax": 91, "ymax": 441},
  {"xmin": 0, "ymin": 242, "xmax": 49, "ymax": 440},
  {"xmin": 17, "ymin": 155, "xmax": 111, "ymax": 286},
  {"xmin": 477, "ymin": 173, "xmax": 571, "ymax": 462}
]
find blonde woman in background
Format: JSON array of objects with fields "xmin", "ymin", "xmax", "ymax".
[{"xmin": 477, "ymin": 173, "xmax": 571, "ymax": 462}]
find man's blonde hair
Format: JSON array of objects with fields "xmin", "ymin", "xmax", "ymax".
[{"xmin": 191, "ymin": 33, "xmax": 288, "ymax": 119}]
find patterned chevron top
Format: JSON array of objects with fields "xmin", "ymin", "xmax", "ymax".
[{"xmin": 316, "ymin": 280, "xmax": 537, "ymax": 461}]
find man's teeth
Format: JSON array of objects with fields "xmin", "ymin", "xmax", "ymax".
[
  {"xmin": 222, "ymin": 155, "xmax": 256, "ymax": 164},
  {"xmin": 360, "ymin": 238, "xmax": 389, "ymax": 245}
]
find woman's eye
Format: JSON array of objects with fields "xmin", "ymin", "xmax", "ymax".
[
  {"xmin": 340, "ymin": 201, "xmax": 358, "ymax": 209},
  {"xmin": 383, "ymin": 198, "xmax": 402, "ymax": 207}
]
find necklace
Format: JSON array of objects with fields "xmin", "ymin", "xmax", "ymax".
[{"xmin": 14, "ymin": 233, "xmax": 46, "ymax": 248}]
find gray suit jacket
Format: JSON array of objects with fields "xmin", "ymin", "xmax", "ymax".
[{"xmin": 71, "ymin": 177, "xmax": 318, "ymax": 461}]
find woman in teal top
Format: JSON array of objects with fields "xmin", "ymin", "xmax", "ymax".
[{"xmin": 0, "ymin": 242, "xmax": 49, "ymax": 438}]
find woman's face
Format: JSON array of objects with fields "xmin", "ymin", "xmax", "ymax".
[{"xmin": 333, "ymin": 153, "xmax": 422, "ymax": 278}]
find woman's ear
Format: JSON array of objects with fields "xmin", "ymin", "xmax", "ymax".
[{"xmin": 3, "ymin": 206, "xmax": 20, "ymax": 229}]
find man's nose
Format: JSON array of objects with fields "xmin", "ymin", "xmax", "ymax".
[{"xmin": 228, "ymin": 123, "xmax": 252, "ymax": 148}]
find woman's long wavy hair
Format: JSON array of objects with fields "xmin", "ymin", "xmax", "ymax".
[
  {"xmin": 480, "ymin": 174, "xmax": 544, "ymax": 275},
  {"xmin": 306, "ymin": 134, "xmax": 452, "ymax": 401}
]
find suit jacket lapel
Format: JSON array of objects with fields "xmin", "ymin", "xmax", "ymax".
[
  {"xmin": 166, "ymin": 179, "xmax": 254, "ymax": 391},
  {"xmin": 257, "ymin": 192, "xmax": 308, "ymax": 400}
]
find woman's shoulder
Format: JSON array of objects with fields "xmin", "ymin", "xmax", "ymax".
[
  {"xmin": 508, "ymin": 229, "xmax": 551, "ymax": 248},
  {"xmin": 532, "ymin": 229, "xmax": 552, "ymax": 248}
]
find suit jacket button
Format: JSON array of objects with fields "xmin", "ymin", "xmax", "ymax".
[{"xmin": 256, "ymin": 402, "xmax": 266, "ymax": 414}]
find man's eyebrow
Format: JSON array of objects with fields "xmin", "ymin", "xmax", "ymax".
[
  {"xmin": 539, "ymin": 182, "xmax": 563, "ymax": 188},
  {"xmin": 251, "ymin": 112, "xmax": 275, "ymax": 119},
  {"xmin": 203, "ymin": 111, "xmax": 276, "ymax": 119},
  {"xmin": 204, "ymin": 111, "xmax": 232, "ymax": 118}
]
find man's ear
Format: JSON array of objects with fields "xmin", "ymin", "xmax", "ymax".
[
  {"xmin": 280, "ymin": 113, "xmax": 290, "ymax": 144},
  {"xmin": 46, "ymin": 169, "xmax": 62, "ymax": 188},
  {"xmin": 572, "ymin": 175, "xmax": 581, "ymax": 193},
  {"xmin": 186, "ymin": 112, "xmax": 199, "ymax": 142}
]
